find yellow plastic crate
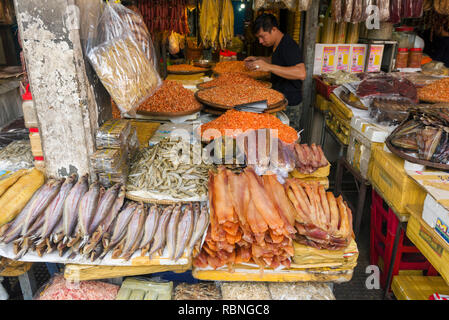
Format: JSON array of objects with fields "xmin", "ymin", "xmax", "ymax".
[
  {"xmin": 290, "ymin": 163, "xmax": 330, "ymax": 179},
  {"xmin": 369, "ymin": 147, "xmax": 426, "ymax": 216},
  {"xmin": 315, "ymin": 94, "xmax": 330, "ymax": 112},
  {"xmin": 392, "ymin": 275, "xmax": 449, "ymax": 300},
  {"xmin": 329, "ymin": 93, "xmax": 354, "ymax": 120},
  {"xmin": 407, "ymin": 212, "xmax": 449, "ymax": 286}
]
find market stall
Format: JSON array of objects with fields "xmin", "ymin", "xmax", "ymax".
[{"xmin": 2, "ymin": 0, "xmax": 449, "ymax": 302}]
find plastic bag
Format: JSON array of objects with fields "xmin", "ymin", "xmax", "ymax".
[
  {"xmin": 298, "ymin": 0, "xmax": 313, "ymax": 11},
  {"xmin": 332, "ymin": 0, "xmax": 343, "ymax": 22},
  {"xmin": 343, "ymin": 0, "xmax": 354, "ymax": 22},
  {"xmin": 412, "ymin": 0, "xmax": 424, "ymax": 17},
  {"xmin": 378, "ymin": 0, "xmax": 390, "ymax": 21},
  {"xmin": 168, "ymin": 31, "xmax": 181, "ymax": 55},
  {"xmin": 96, "ymin": 119, "xmax": 132, "ymax": 150},
  {"xmin": 0, "ymin": 140, "xmax": 33, "ymax": 172},
  {"xmin": 86, "ymin": 3, "xmax": 161, "ymax": 116},
  {"xmin": 369, "ymin": 98, "xmax": 412, "ymax": 125},
  {"xmin": 34, "ymin": 274, "xmax": 119, "ymax": 300},
  {"xmin": 351, "ymin": 0, "xmax": 364, "ymax": 22},
  {"xmin": 389, "ymin": 0, "xmax": 401, "ymax": 23}
]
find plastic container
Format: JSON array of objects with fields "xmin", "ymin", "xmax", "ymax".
[
  {"xmin": 346, "ymin": 22, "xmax": 359, "ymax": 44},
  {"xmin": 395, "ymin": 48, "xmax": 409, "ymax": 69},
  {"xmin": 21, "ymin": 84, "xmax": 38, "ymax": 129},
  {"xmin": 368, "ymin": 146, "xmax": 427, "ymax": 216},
  {"xmin": 314, "ymin": 76, "xmax": 338, "ymax": 100},
  {"xmin": 393, "ymin": 26, "xmax": 416, "ymax": 49},
  {"xmin": 29, "ymin": 130, "xmax": 43, "ymax": 158},
  {"xmin": 346, "ymin": 116, "xmax": 390, "ymax": 179},
  {"xmin": 408, "ymin": 48, "xmax": 423, "ymax": 68}
]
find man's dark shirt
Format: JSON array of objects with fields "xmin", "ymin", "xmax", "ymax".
[{"xmin": 270, "ymin": 34, "xmax": 304, "ymax": 106}]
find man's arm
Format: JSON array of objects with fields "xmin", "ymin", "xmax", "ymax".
[
  {"xmin": 247, "ymin": 60, "xmax": 306, "ymax": 80},
  {"xmin": 268, "ymin": 62, "xmax": 306, "ymax": 80},
  {"xmin": 244, "ymin": 56, "xmax": 272, "ymax": 64}
]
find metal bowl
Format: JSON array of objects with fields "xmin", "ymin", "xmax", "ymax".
[{"xmin": 193, "ymin": 59, "xmax": 213, "ymax": 68}]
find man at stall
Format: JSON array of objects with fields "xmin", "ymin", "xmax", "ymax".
[{"xmin": 245, "ymin": 14, "xmax": 306, "ymax": 129}]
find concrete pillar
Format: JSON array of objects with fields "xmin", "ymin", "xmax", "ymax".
[{"xmin": 13, "ymin": 0, "xmax": 108, "ymax": 179}]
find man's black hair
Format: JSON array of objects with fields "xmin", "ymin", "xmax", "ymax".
[{"xmin": 253, "ymin": 13, "xmax": 279, "ymax": 34}]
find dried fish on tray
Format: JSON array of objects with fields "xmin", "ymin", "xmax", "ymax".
[
  {"xmin": 174, "ymin": 283, "xmax": 221, "ymax": 300},
  {"xmin": 96, "ymin": 119, "xmax": 132, "ymax": 149},
  {"xmin": 387, "ymin": 107, "xmax": 449, "ymax": 167},
  {"xmin": 0, "ymin": 174, "xmax": 208, "ymax": 265},
  {"xmin": 127, "ymin": 138, "xmax": 214, "ymax": 202}
]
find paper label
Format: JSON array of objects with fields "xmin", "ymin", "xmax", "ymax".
[
  {"xmin": 367, "ymin": 46, "xmax": 384, "ymax": 73},
  {"xmin": 351, "ymin": 46, "xmax": 366, "ymax": 73},
  {"xmin": 336, "ymin": 46, "xmax": 350, "ymax": 72},
  {"xmin": 321, "ymin": 46, "xmax": 336, "ymax": 74}
]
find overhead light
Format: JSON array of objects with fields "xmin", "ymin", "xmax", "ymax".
[{"xmin": 240, "ymin": 3, "xmax": 245, "ymax": 8}]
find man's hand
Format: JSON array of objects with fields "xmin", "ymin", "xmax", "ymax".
[
  {"xmin": 247, "ymin": 59, "xmax": 272, "ymax": 72},
  {"xmin": 244, "ymin": 56, "xmax": 257, "ymax": 68}
]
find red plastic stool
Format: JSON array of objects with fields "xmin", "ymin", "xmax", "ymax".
[{"xmin": 370, "ymin": 189, "xmax": 435, "ymax": 292}]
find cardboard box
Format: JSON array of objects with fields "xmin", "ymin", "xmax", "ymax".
[
  {"xmin": 422, "ymin": 194, "xmax": 449, "ymax": 246},
  {"xmin": 314, "ymin": 44, "xmax": 370, "ymax": 75}
]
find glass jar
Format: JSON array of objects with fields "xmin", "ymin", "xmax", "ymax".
[
  {"xmin": 395, "ymin": 48, "xmax": 409, "ymax": 69},
  {"xmin": 408, "ymin": 48, "xmax": 423, "ymax": 68}
]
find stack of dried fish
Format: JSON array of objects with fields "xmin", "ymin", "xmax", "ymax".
[
  {"xmin": 237, "ymin": 131, "xmax": 328, "ymax": 177},
  {"xmin": 388, "ymin": 108, "xmax": 449, "ymax": 165},
  {"xmin": 293, "ymin": 143, "xmax": 329, "ymax": 174},
  {"xmin": 0, "ymin": 175, "xmax": 209, "ymax": 262},
  {"xmin": 285, "ymin": 180, "xmax": 353, "ymax": 250},
  {"xmin": 193, "ymin": 166, "xmax": 296, "ymax": 271},
  {"xmin": 127, "ymin": 138, "xmax": 214, "ymax": 201},
  {"xmin": 94, "ymin": 120, "xmax": 138, "ymax": 187}
]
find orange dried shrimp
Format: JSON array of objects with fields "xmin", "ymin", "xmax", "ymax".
[
  {"xmin": 138, "ymin": 80, "xmax": 201, "ymax": 113},
  {"xmin": 197, "ymin": 84, "xmax": 284, "ymax": 107},
  {"xmin": 198, "ymin": 73, "xmax": 270, "ymax": 89}
]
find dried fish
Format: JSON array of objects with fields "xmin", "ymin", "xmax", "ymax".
[
  {"xmin": 186, "ymin": 203, "xmax": 209, "ymax": 257},
  {"xmin": 166, "ymin": 204, "xmax": 182, "ymax": 260},
  {"xmin": 127, "ymin": 138, "xmax": 213, "ymax": 200},
  {"xmin": 139, "ymin": 205, "xmax": 160, "ymax": 256},
  {"xmin": 174, "ymin": 204, "xmax": 194, "ymax": 261},
  {"xmin": 148, "ymin": 205, "xmax": 173, "ymax": 258}
]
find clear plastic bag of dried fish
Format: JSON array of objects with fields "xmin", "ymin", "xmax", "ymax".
[
  {"xmin": 96, "ymin": 119, "xmax": 132, "ymax": 150},
  {"xmin": 91, "ymin": 148, "xmax": 127, "ymax": 173},
  {"xmin": 127, "ymin": 138, "xmax": 214, "ymax": 201},
  {"xmin": 388, "ymin": 108, "xmax": 449, "ymax": 165},
  {"xmin": 0, "ymin": 140, "xmax": 34, "ymax": 172}
]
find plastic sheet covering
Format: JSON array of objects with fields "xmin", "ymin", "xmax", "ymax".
[
  {"xmin": 0, "ymin": 140, "xmax": 33, "ymax": 172},
  {"xmin": 0, "ymin": 81, "xmax": 23, "ymax": 129},
  {"xmin": 86, "ymin": 3, "xmax": 161, "ymax": 116},
  {"xmin": 34, "ymin": 274, "xmax": 119, "ymax": 300}
]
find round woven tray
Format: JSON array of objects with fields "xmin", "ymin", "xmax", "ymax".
[
  {"xmin": 136, "ymin": 105, "xmax": 202, "ymax": 117},
  {"xmin": 386, "ymin": 139, "xmax": 449, "ymax": 170},
  {"xmin": 195, "ymin": 89, "xmax": 286, "ymax": 110},
  {"xmin": 213, "ymin": 70, "xmax": 270, "ymax": 80},
  {"xmin": 196, "ymin": 80, "xmax": 272, "ymax": 90},
  {"xmin": 167, "ymin": 69, "xmax": 209, "ymax": 75}
]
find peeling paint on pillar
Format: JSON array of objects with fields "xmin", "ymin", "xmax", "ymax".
[{"xmin": 14, "ymin": 0, "xmax": 99, "ymax": 179}]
